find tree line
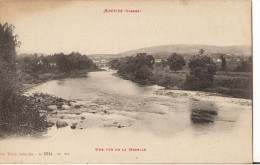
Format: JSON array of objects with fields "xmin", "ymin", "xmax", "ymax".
[
  {"xmin": 109, "ymin": 49, "xmax": 252, "ymax": 90},
  {"xmin": 17, "ymin": 52, "xmax": 97, "ymax": 76}
]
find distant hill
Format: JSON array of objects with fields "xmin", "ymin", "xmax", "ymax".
[{"xmin": 118, "ymin": 44, "xmax": 252, "ymax": 57}]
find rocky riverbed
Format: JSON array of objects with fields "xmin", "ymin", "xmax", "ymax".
[{"xmin": 29, "ymin": 86, "xmax": 252, "ymax": 133}]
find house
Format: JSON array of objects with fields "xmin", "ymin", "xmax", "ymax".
[{"xmin": 155, "ymin": 59, "xmax": 162, "ymax": 63}]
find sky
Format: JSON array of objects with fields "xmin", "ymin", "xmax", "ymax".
[{"xmin": 0, "ymin": 0, "xmax": 252, "ymax": 55}]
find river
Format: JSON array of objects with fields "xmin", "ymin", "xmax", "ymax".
[{"xmin": 0, "ymin": 70, "xmax": 252, "ymax": 163}]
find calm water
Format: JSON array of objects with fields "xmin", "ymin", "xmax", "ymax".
[{"xmin": 1, "ymin": 70, "xmax": 252, "ymax": 163}]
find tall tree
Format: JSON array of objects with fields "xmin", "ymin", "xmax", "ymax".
[
  {"xmin": 185, "ymin": 50, "xmax": 217, "ymax": 90},
  {"xmin": 0, "ymin": 23, "xmax": 46, "ymax": 136},
  {"xmin": 220, "ymin": 54, "xmax": 226, "ymax": 71}
]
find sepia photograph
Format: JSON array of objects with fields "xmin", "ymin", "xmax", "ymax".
[{"xmin": 0, "ymin": 0, "xmax": 253, "ymax": 163}]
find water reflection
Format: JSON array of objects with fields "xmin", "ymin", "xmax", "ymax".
[{"xmin": 190, "ymin": 100, "xmax": 218, "ymax": 125}]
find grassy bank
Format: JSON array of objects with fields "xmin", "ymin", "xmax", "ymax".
[
  {"xmin": 117, "ymin": 66, "xmax": 252, "ymax": 99},
  {"xmin": 155, "ymin": 66, "xmax": 252, "ymax": 99}
]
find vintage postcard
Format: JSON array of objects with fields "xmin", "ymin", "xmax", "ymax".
[{"xmin": 0, "ymin": 0, "xmax": 252, "ymax": 163}]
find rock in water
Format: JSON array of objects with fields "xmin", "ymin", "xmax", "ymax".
[
  {"xmin": 71, "ymin": 125, "xmax": 76, "ymax": 129},
  {"xmin": 56, "ymin": 120, "xmax": 68, "ymax": 128}
]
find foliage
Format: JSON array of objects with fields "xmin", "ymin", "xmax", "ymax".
[
  {"xmin": 0, "ymin": 23, "xmax": 20, "ymax": 67},
  {"xmin": 185, "ymin": 53, "xmax": 217, "ymax": 90},
  {"xmin": 234, "ymin": 57, "xmax": 252, "ymax": 72},
  {"xmin": 109, "ymin": 58, "xmax": 121, "ymax": 70},
  {"xmin": 109, "ymin": 53, "xmax": 155, "ymax": 83},
  {"xmin": 0, "ymin": 22, "xmax": 47, "ymax": 136},
  {"xmin": 17, "ymin": 52, "xmax": 97, "ymax": 75},
  {"xmin": 167, "ymin": 53, "xmax": 186, "ymax": 72},
  {"xmin": 220, "ymin": 54, "xmax": 226, "ymax": 71}
]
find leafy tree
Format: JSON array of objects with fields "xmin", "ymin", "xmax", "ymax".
[
  {"xmin": 0, "ymin": 23, "xmax": 47, "ymax": 136},
  {"xmin": 185, "ymin": 51, "xmax": 217, "ymax": 90},
  {"xmin": 0, "ymin": 23, "xmax": 20, "ymax": 66},
  {"xmin": 110, "ymin": 53, "xmax": 155, "ymax": 83},
  {"xmin": 167, "ymin": 53, "xmax": 186, "ymax": 72},
  {"xmin": 53, "ymin": 52, "xmax": 97, "ymax": 73}
]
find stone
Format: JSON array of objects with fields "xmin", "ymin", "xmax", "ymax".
[
  {"xmin": 71, "ymin": 123, "xmax": 77, "ymax": 129},
  {"xmin": 56, "ymin": 120, "xmax": 68, "ymax": 128},
  {"xmin": 71, "ymin": 125, "xmax": 76, "ymax": 129}
]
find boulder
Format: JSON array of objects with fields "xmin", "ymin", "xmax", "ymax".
[
  {"xmin": 71, "ymin": 123, "xmax": 77, "ymax": 129},
  {"xmin": 56, "ymin": 120, "xmax": 68, "ymax": 128},
  {"xmin": 71, "ymin": 125, "xmax": 76, "ymax": 129}
]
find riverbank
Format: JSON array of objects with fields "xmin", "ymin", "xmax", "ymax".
[{"xmin": 114, "ymin": 66, "xmax": 252, "ymax": 99}]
